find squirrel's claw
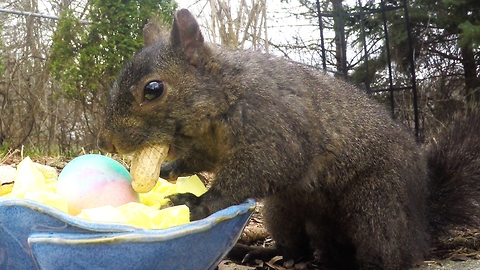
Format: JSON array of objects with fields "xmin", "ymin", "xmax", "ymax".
[{"xmin": 168, "ymin": 193, "xmax": 210, "ymax": 220}]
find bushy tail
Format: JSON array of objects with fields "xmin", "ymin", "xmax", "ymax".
[{"xmin": 426, "ymin": 110, "xmax": 480, "ymax": 236}]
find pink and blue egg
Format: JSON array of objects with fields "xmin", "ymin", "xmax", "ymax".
[{"xmin": 57, "ymin": 154, "xmax": 139, "ymax": 215}]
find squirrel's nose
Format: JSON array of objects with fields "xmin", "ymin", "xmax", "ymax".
[{"xmin": 97, "ymin": 132, "xmax": 117, "ymax": 153}]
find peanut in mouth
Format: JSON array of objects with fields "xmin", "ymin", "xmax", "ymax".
[{"xmin": 130, "ymin": 144, "xmax": 169, "ymax": 193}]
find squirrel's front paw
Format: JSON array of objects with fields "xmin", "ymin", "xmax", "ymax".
[{"xmin": 168, "ymin": 193, "xmax": 211, "ymax": 220}]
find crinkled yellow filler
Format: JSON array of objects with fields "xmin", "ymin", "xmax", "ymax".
[
  {"xmin": 2, "ymin": 157, "xmax": 67, "ymax": 212},
  {"xmin": 0, "ymin": 184, "xmax": 13, "ymax": 196},
  {"xmin": 0, "ymin": 165, "xmax": 16, "ymax": 196},
  {"xmin": 1, "ymin": 157, "xmax": 208, "ymax": 229}
]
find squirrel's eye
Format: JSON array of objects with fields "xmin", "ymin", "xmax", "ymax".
[{"xmin": 144, "ymin": 81, "xmax": 165, "ymax": 101}]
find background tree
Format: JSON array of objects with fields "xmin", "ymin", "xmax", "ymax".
[
  {"xmin": 50, "ymin": 0, "xmax": 176, "ymax": 101},
  {"xmin": 1, "ymin": 0, "xmax": 478, "ymax": 155},
  {"xmin": 351, "ymin": 0, "xmax": 480, "ymax": 135},
  {"xmin": 0, "ymin": 0, "xmax": 176, "ymax": 154},
  {"xmin": 0, "ymin": 23, "xmax": 4, "ymax": 147},
  {"xmin": 283, "ymin": 0, "xmax": 479, "ymax": 139},
  {"xmin": 182, "ymin": 0, "xmax": 269, "ymax": 51},
  {"xmin": 0, "ymin": 0, "xmax": 55, "ymax": 152}
]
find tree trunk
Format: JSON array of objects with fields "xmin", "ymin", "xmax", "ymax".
[
  {"xmin": 460, "ymin": 44, "xmax": 480, "ymax": 107},
  {"xmin": 332, "ymin": 0, "xmax": 347, "ymax": 78}
]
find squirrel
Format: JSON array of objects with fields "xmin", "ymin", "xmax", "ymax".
[{"xmin": 98, "ymin": 9, "xmax": 480, "ymax": 270}]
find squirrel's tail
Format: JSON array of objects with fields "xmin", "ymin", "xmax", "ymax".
[{"xmin": 426, "ymin": 110, "xmax": 480, "ymax": 236}]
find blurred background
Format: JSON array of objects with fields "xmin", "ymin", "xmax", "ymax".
[{"xmin": 0, "ymin": 0, "xmax": 478, "ymax": 156}]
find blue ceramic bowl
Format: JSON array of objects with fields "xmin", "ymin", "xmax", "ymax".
[{"xmin": 0, "ymin": 198, "xmax": 255, "ymax": 270}]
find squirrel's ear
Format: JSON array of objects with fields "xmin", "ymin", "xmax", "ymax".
[
  {"xmin": 143, "ymin": 20, "xmax": 163, "ymax": 47},
  {"xmin": 170, "ymin": 9, "xmax": 205, "ymax": 66}
]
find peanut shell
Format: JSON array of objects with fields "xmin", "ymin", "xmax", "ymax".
[{"xmin": 130, "ymin": 144, "xmax": 169, "ymax": 193}]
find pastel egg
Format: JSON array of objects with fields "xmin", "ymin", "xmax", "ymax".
[{"xmin": 57, "ymin": 154, "xmax": 139, "ymax": 215}]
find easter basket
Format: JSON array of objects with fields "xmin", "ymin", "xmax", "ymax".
[
  {"xmin": 0, "ymin": 157, "xmax": 254, "ymax": 269},
  {"xmin": 0, "ymin": 198, "xmax": 255, "ymax": 270}
]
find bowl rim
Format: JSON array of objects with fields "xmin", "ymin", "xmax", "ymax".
[{"xmin": 0, "ymin": 198, "xmax": 256, "ymax": 240}]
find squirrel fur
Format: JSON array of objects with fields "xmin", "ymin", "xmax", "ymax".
[{"xmin": 98, "ymin": 9, "xmax": 480, "ymax": 270}]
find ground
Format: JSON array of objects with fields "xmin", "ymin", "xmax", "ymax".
[
  {"xmin": 219, "ymin": 205, "xmax": 480, "ymax": 270},
  {"xmin": 2, "ymin": 153, "xmax": 480, "ymax": 270}
]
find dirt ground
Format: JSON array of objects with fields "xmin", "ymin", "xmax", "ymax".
[
  {"xmin": 218, "ymin": 204, "xmax": 480, "ymax": 270},
  {"xmin": 2, "ymin": 153, "xmax": 480, "ymax": 270}
]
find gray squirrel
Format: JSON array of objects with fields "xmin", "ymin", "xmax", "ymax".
[{"xmin": 98, "ymin": 9, "xmax": 480, "ymax": 270}]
